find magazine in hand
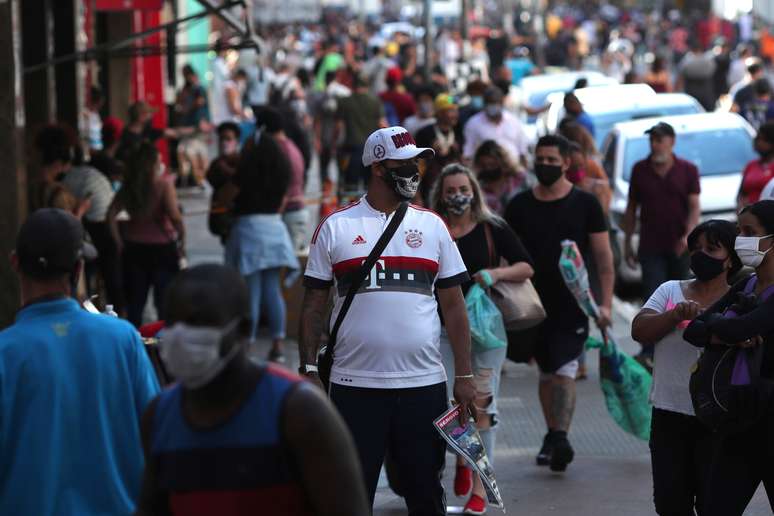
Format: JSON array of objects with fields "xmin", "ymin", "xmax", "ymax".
[{"xmin": 434, "ymin": 404, "xmax": 505, "ymax": 511}]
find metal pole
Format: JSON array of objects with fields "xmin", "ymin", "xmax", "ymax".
[
  {"xmin": 423, "ymin": 0, "xmax": 432, "ymax": 81},
  {"xmin": 461, "ymin": 0, "xmax": 469, "ymax": 42},
  {"xmin": 24, "ymin": 0, "xmax": 246, "ymax": 74}
]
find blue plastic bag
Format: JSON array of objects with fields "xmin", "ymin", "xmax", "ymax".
[{"xmin": 466, "ymin": 284, "xmax": 507, "ymax": 350}]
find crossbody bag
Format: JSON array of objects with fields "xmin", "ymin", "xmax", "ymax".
[{"xmin": 318, "ymin": 201, "xmax": 408, "ymax": 390}]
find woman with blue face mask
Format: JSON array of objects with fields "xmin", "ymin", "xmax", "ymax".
[
  {"xmin": 683, "ymin": 200, "xmax": 774, "ymax": 515},
  {"xmin": 430, "ymin": 164, "xmax": 534, "ymax": 515}
]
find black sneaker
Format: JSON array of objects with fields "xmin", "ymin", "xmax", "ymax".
[
  {"xmin": 268, "ymin": 348, "xmax": 286, "ymax": 364},
  {"xmin": 536, "ymin": 432, "xmax": 554, "ymax": 466},
  {"xmin": 550, "ymin": 435, "xmax": 575, "ymax": 472}
]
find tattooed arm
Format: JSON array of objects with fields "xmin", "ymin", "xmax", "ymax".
[{"xmin": 298, "ymin": 286, "xmax": 331, "ymax": 390}]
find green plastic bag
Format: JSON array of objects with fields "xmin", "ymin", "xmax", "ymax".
[
  {"xmin": 586, "ymin": 335, "xmax": 652, "ymax": 441},
  {"xmin": 465, "ymin": 284, "xmax": 507, "ymax": 350}
]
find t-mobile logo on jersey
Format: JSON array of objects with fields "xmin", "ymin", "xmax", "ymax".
[{"xmin": 366, "ymin": 260, "xmax": 386, "ymax": 290}]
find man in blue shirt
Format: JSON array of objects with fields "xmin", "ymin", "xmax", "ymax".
[{"xmin": 0, "ymin": 208, "xmax": 160, "ymax": 515}]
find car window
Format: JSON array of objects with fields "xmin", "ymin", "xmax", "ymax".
[
  {"xmin": 591, "ymin": 103, "xmax": 702, "ymax": 149},
  {"xmin": 622, "ymin": 128, "xmax": 756, "ymax": 181}
]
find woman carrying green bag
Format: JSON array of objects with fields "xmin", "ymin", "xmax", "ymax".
[
  {"xmin": 631, "ymin": 220, "xmax": 742, "ymax": 516},
  {"xmin": 431, "ymin": 164, "xmax": 534, "ymax": 515}
]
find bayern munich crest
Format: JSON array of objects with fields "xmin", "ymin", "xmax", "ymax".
[{"xmin": 405, "ymin": 229, "xmax": 423, "ymax": 248}]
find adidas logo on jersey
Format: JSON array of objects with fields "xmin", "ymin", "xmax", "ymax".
[{"xmin": 352, "ymin": 235, "xmax": 367, "ymax": 245}]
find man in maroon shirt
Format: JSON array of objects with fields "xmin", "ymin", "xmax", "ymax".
[
  {"xmin": 622, "ymin": 122, "xmax": 701, "ymax": 359},
  {"xmin": 379, "ymin": 67, "xmax": 417, "ymax": 124}
]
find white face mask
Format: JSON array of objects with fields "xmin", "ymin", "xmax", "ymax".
[
  {"xmin": 734, "ymin": 235, "xmax": 773, "ymax": 268},
  {"xmin": 159, "ymin": 319, "xmax": 241, "ymax": 389}
]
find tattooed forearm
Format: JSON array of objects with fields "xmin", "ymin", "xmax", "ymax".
[
  {"xmin": 550, "ymin": 378, "xmax": 576, "ymax": 432},
  {"xmin": 299, "ymin": 288, "xmax": 331, "ymax": 365}
]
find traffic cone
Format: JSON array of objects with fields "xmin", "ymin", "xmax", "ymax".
[{"xmin": 319, "ymin": 178, "xmax": 338, "ymax": 218}]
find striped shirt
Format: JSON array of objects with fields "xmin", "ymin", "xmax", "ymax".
[{"xmin": 150, "ymin": 365, "xmax": 309, "ymax": 516}]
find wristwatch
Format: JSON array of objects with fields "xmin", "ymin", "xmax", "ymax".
[{"xmin": 298, "ymin": 364, "xmax": 319, "ymax": 375}]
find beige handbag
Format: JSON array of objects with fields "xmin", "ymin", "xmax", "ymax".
[{"xmin": 484, "ymin": 224, "xmax": 546, "ymax": 331}]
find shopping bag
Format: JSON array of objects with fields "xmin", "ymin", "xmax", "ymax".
[
  {"xmin": 466, "ymin": 284, "xmax": 507, "ymax": 350},
  {"xmin": 559, "ymin": 239, "xmax": 652, "ymax": 441},
  {"xmin": 586, "ymin": 335, "xmax": 652, "ymax": 441}
]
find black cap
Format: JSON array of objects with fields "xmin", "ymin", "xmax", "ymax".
[
  {"xmin": 645, "ymin": 122, "xmax": 676, "ymax": 138},
  {"xmin": 16, "ymin": 209, "xmax": 84, "ymax": 279}
]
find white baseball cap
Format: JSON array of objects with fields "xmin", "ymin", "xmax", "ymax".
[{"xmin": 362, "ymin": 126, "xmax": 435, "ymax": 167}]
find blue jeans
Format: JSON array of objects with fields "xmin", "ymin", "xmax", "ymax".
[
  {"xmin": 440, "ymin": 329, "xmax": 507, "ymax": 462},
  {"xmin": 245, "ymin": 267, "xmax": 286, "ymax": 340}
]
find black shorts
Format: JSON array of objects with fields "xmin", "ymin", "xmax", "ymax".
[{"xmin": 534, "ymin": 320, "xmax": 589, "ymax": 374}]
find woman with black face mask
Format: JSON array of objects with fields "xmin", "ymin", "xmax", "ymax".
[
  {"xmin": 738, "ymin": 121, "xmax": 774, "ymax": 210},
  {"xmin": 472, "ymin": 140, "xmax": 529, "ymax": 215},
  {"xmin": 631, "ymin": 220, "xmax": 742, "ymax": 516}
]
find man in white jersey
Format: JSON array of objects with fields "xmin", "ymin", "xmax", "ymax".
[{"xmin": 299, "ymin": 127, "xmax": 476, "ymax": 514}]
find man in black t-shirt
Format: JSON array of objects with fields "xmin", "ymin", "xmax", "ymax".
[{"xmin": 505, "ymin": 135, "xmax": 614, "ymax": 473}]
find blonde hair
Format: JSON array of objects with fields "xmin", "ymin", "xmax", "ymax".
[{"xmin": 430, "ymin": 163, "xmax": 503, "ymax": 225}]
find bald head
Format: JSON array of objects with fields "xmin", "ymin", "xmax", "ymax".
[{"xmin": 164, "ymin": 264, "xmax": 249, "ymax": 331}]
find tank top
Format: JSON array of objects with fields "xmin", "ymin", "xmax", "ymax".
[{"xmin": 150, "ymin": 365, "xmax": 309, "ymax": 516}]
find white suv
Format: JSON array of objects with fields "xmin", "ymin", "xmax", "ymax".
[{"xmin": 602, "ymin": 112, "xmax": 757, "ymax": 284}]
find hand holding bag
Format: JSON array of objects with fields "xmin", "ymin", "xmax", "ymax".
[
  {"xmin": 483, "ymin": 223, "xmax": 546, "ymax": 331},
  {"xmin": 318, "ymin": 202, "xmax": 409, "ymax": 390}
]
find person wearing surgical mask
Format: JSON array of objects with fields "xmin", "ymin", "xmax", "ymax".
[
  {"xmin": 622, "ymin": 121, "xmax": 701, "ymax": 367},
  {"xmin": 462, "ymin": 86, "xmax": 530, "ymax": 171},
  {"xmin": 505, "ymin": 134, "xmax": 615, "ymax": 473},
  {"xmin": 403, "ymin": 87, "xmax": 437, "ymax": 137},
  {"xmin": 430, "ymin": 164, "xmax": 534, "ymax": 514},
  {"xmin": 136, "ymin": 264, "xmax": 369, "ymax": 516},
  {"xmin": 632, "ymin": 220, "xmax": 741, "ymax": 516},
  {"xmin": 683, "ymin": 200, "xmax": 774, "ymax": 516}
]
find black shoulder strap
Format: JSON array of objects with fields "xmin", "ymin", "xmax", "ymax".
[{"xmin": 327, "ymin": 201, "xmax": 409, "ymax": 353}]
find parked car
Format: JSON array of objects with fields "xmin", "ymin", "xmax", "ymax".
[
  {"xmin": 538, "ymin": 87, "xmax": 705, "ymax": 147},
  {"xmin": 602, "ymin": 112, "xmax": 757, "ymax": 283},
  {"xmin": 517, "ymin": 71, "xmax": 619, "ymax": 124}
]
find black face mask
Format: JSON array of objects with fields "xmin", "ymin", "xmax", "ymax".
[
  {"xmin": 535, "ymin": 163, "xmax": 563, "ymax": 186},
  {"xmin": 478, "ymin": 167, "xmax": 504, "ymax": 182},
  {"xmin": 690, "ymin": 251, "xmax": 726, "ymax": 281},
  {"xmin": 381, "ymin": 163, "xmax": 421, "ymax": 201}
]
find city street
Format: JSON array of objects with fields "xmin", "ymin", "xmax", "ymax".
[{"xmin": 180, "ymin": 171, "xmax": 770, "ymax": 516}]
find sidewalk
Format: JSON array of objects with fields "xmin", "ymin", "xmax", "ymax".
[{"xmin": 179, "ymin": 181, "xmax": 770, "ymax": 516}]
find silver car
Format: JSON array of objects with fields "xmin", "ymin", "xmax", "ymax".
[{"xmin": 602, "ymin": 112, "xmax": 757, "ymax": 284}]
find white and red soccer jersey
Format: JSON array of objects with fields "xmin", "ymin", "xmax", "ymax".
[{"xmin": 304, "ymin": 197, "xmax": 468, "ymax": 389}]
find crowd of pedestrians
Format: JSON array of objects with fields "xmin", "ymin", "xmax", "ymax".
[{"xmin": 5, "ymin": 4, "xmax": 774, "ymax": 516}]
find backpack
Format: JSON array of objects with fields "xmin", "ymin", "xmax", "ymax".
[{"xmin": 689, "ymin": 275, "xmax": 774, "ymax": 434}]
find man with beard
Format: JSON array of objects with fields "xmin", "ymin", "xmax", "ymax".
[
  {"xmin": 299, "ymin": 126, "xmax": 476, "ymax": 514},
  {"xmin": 622, "ymin": 122, "xmax": 701, "ymax": 361},
  {"xmin": 505, "ymin": 134, "xmax": 614, "ymax": 473}
]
